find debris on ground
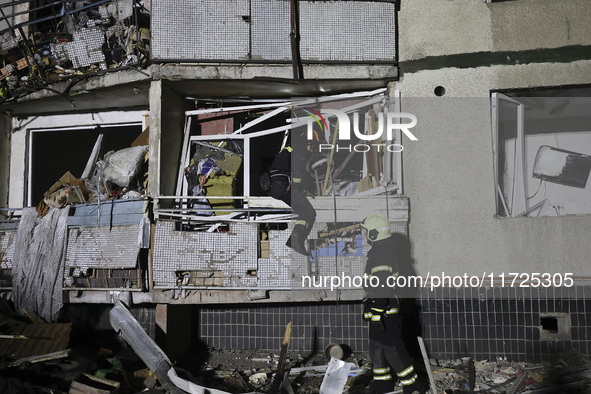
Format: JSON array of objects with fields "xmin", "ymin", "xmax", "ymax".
[
  {"xmin": 430, "ymin": 350, "xmax": 591, "ymax": 394},
  {"xmin": 2, "ymin": 298, "xmax": 591, "ymax": 393}
]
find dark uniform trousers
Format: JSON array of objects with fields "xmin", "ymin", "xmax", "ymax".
[
  {"xmin": 268, "ymin": 146, "xmax": 316, "ymax": 246},
  {"xmin": 363, "ymin": 237, "xmax": 423, "ymax": 394},
  {"xmin": 363, "ymin": 301, "xmax": 419, "ymax": 393}
]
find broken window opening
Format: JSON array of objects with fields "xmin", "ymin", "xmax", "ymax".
[
  {"xmin": 178, "ymin": 89, "xmax": 399, "ymax": 199},
  {"xmin": 493, "ymin": 87, "xmax": 591, "ymax": 217},
  {"xmin": 28, "ymin": 123, "xmax": 142, "ymax": 207},
  {"xmin": 540, "ymin": 316, "xmax": 558, "ymax": 334}
]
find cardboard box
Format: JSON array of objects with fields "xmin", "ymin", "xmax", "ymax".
[
  {"xmin": 260, "ymin": 240, "xmax": 270, "ymax": 258},
  {"xmin": 131, "ymin": 126, "xmax": 149, "ymax": 147}
]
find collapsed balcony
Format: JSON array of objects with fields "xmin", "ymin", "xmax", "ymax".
[{"xmin": 0, "ymin": 89, "xmax": 410, "ymax": 314}]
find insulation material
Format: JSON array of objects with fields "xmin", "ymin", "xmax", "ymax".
[
  {"xmin": 113, "ymin": 0, "xmax": 134, "ymax": 20},
  {"xmin": 101, "ymin": 145, "xmax": 149, "ymax": 188},
  {"xmin": 185, "ymin": 143, "xmax": 243, "ymax": 214},
  {"xmin": 66, "ymin": 27, "xmax": 106, "ymax": 68},
  {"xmin": 0, "ymin": 31, "xmax": 19, "ymax": 52},
  {"xmin": 12, "ymin": 207, "xmax": 70, "ymax": 323},
  {"xmin": 65, "ymin": 224, "xmax": 141, "ymax": 270}
]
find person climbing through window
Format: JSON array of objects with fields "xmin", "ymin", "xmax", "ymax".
[{"xmin": 267, "ymin": 129, "xmax": 320, "ymax": 255}]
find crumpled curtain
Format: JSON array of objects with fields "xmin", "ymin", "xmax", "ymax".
[{"xmin": 12, "ymin": 206, "xmax": 70, "ymax": 323}]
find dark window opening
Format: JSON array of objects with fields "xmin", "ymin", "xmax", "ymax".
[
  {"xmin": 493, "ymin": 85, "xmax": 591, "ymax": 217},
  {"xmin": 30, "ymin": 124, "xmax": 142, "ymax": 206}
]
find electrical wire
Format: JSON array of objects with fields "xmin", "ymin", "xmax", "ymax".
[{"xmin": 527, "ymin": 179, "xmax": 543, "ymax": 200}]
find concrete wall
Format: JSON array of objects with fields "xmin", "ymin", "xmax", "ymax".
[
  {"xmin": 397, "ymin": 0, "xmax": 591, "ymax": 61},
  {"xmin": 0, "ymin": 114, "xmax": 9, "ymax": 207},
  {"xmin": 392, "ymin": 60, "xmax": 591, "ymax": 279},
  {"xmin": 148, "ymin": 80, "xmax": 192, "ymax": 199}
]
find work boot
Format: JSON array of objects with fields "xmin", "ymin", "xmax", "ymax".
[
  {"xmin": 286, "ymin": 231, "xmax": 310, "ymax": 256},
  {"xmin": 403, "ymin": 380, "xmax": 427, "ymax": 394},
  {"xmin": 364, "ymin": 380, "xmax": 396, "ymax": 394}
]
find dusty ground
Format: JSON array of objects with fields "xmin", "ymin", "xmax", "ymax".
[
  {"xmin": 3, "ymin": 323, "xmax": 591, "ymax": 394},
  {"xmin": 192, "ymin": 348, "xmax": 375, "ymax": 393},
  {"xmin": 189, "ymin": 348, "xmax": 591, "ymax": 394}
]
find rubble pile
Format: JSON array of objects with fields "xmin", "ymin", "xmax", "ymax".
[
  {"xmin": 0, "ymin": 0, "xmax": 151, "ymax": 101},
  {"xmin": 192, "ymin": 348, "xmax": 374, "ymax": 394},
  {"xmin": 184, "ymin": 140, "xmax": 244, "ymax": 218},
  {"xmin": 36, "ymin": 133, "xmax": 149, "ymax": 218},
  {"xmin": 3, "ymin": 322, "xmax": 591, "ymax": 394},
  {"xmin": 430, "ymin": 351, "xmax": 591, "ymax": 394}
]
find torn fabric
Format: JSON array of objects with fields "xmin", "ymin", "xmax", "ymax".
[{"xmin": 12, "ymin": 207, "xmax": 70, "ymax": 323}]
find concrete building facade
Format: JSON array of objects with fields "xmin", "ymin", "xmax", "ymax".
[{"xmin": 1, "ymin": 0, "xmax": 591, "ymax": 363}]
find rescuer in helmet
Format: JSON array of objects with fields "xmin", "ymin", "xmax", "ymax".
[
  {"xmin": 266, "ymin": 129, "xmax": 320, "ymax": 255},
  {"xmin": 360, "ymin": 213, "xmax": 426, "ymax": 394}
]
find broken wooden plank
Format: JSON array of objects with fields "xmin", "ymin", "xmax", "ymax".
[
  {"xmin": 69, "ymin": 373, "xmax": 120, "ymax": 394},
  {"xmin": 322, "ymin": 121, "xmax": 340, "ymax": 196},
  {"xmin": 417, "ymin": 336, "xmax": 437, "ymax": 394},
  {"xmin": 508, "ymin": 374, "xmax": 527, "ymax": 394},
  {"xmin": 469, "ymin": 358, "xmax": 475, "ymax": 392},
  {"xmin": 0, "ymin": 349, "xmax": 69, "ymax": 369},
  {"xmin": 0, "ymin": 334, "xmax": 28, "ymax": 339},
  {"xmin": 0, "ymin": 322, "xmax": 71, "ymax": 361},
  {"xmin": 318, "ymin": 224, "xmax": 360, "ymax": 238},
  {"xmin": 269, "ymin": 322, "xmax": 292, "ymax": 394}
]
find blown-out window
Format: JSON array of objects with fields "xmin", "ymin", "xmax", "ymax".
[{"xmin": 493, "ymin": 87, "xmax": 591, "ymax": 217}]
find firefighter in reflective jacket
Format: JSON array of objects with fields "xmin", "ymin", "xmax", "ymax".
[
  {"xmin": 267, "ymin": 131, "xmax": 319, "ymax": 256},
  {"xmin": 361, "ymin": 214, "xmax": 425, "ymax": 394}
]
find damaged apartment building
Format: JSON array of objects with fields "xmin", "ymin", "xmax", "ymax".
[{"xmin": 1, "ymin": 0, "xmax": 591, "ymax": 381}]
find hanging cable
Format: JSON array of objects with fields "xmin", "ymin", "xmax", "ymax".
[
  {"xmin": 527, "ymin": 179, "xmax": 543, "ymax": 200},
  {"xmin": 331, "ymin": 171, "xmax": 340, "ymax": 303},
  {"xmin": 384, "ymin": 185, "xmax": 390, "ymax": 219}
]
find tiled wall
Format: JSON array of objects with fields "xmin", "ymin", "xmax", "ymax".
[
  {"xmin": 198, "ymin": 302, "xmax": 369, "ymax": 353},
  {"xmin": 419, "ymin": 286, "xmax": 591, "ymax": 363},
  {"xmin": 198, "ymin": 286, "xmax": 591, "ymax": 363}
]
